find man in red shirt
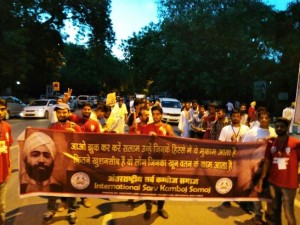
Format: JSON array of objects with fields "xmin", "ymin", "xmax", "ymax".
[
  {"xmin": 128, "ymin": 106, "xmax": 149, "ymax": 134},
  {"xmin": 69, "ymin": 102, "xmax": 100, "ymax": 133},
  {"xmin": 255, "ymin": 117, "xmax": 300, "ymax": 225},
  {"xmin": 142, "ymin": 105, "xmax": 175, "ymax": 137},
  {"xmin": 45, "ymin": 103, "xmax": 81, "ymax": 225},
  {"xmin": 126, "ymin": 106, "xmax": 150, "ymax": 206},
  {"xmin": 141, "ymin": 105, "xmax": 175, "ymax": 220},
  {"xmin": 68, "ymin": 102, "xmax": 100, "ymax": 208},
  {"xmin": 0, "ymin": 99, "xmax": 13, "ymax": 225}
]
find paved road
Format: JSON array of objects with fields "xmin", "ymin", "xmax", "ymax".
[{"xmin": 4, "ymin": 118, "xmax": 300, "ymax": 225}]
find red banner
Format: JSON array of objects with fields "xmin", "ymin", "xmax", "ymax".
[{"xmin": 19, "ymin": 128, "xmax": 269, "ymax": 201}]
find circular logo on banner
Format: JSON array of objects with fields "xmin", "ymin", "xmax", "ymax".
[
  {"xmin": 215, "ymin": 178, "xmax": 233, "ymax": 194},
  {"xmin": 70, "ymin": 172, "xmax": 90, "ymax": 190}
]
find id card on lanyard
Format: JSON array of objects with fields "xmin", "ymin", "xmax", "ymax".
[
  {"xmin": 0, "ymin": 140, "xmax": 8, "ymax": 154},
  {"xmin": 277, "ymin": 158, "xmax": 287, "ymax": 170},
  {"xmin": 271, "ymin": 137, "xmax": 289, "ymax": 170}
]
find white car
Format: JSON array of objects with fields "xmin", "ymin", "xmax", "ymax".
[
  {"xmin": 21, "ymin": 99, "xmax": 57, "ymax": 119},
  {"xmin": 159, "ymin": 98, "xmax": 182, "ymax": 123}
]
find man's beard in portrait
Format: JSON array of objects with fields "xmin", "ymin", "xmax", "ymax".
[{"xmin": 25, "ymin": 160, "xmax": 54, "ymax": 182}]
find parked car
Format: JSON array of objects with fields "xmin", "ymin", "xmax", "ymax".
[
  {"xmin": 69, "ymin": 96, "xmax": 78, "ymax": 108},
  {"xmin": 21, "ymin": 99, "xmax": 56, "ymax": 119},
  {"xmin": 159, "ymin": 97, "xmax": 182, "ymax": 123},
  {"xmin": 90, "ymin": 96, "xmax": 98, "ymax": 107},
  {"xmin": 67, "ymin": 99, "xmax": 76, "ymax": 112},
  {"xmin": 0, "ymin": 96, "xmax": 26, "ymax": 119},
  {"xmin": 77, "ymin": 95, "xmax": 90, "ymax": 108}
]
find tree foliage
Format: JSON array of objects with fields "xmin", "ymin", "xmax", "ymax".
[
  {"xmin": 122, "ymin": 0, "xmax": 300, "ymax": 109},
  {"xmin": 1, "ymin": 0, "xmax": 300, "ymax": 113},
  {"xmin": 0, "ymin": 0, "xmax": 115, "ymax": 97},
  {"xmin": 60, "ymin": 43, "xmax": 129, "ymax": 96},
  {"xmin": 270, "ymin": 2, "xmax": 300, "ymax": 97}
]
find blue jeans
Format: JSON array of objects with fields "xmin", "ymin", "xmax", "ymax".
[{"xmin": 266, "ymin": 183, "xmax": 297, "ymax": 225}]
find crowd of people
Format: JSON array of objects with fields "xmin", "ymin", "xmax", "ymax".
[
  {"xmin": 0, "ymin": 89, "xmax": 299, "ymax": 225},
  {"xmin": 177, "ymin": 100, "xmax": 299, "ymax": 225}
]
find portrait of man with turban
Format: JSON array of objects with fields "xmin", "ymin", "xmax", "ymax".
[{"xmin": 20, "ymin": 132, "xmax": 63, "ymax": 194}]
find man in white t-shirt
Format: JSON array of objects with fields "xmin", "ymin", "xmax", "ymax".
[
  {"xmin": 243, "ymin": 113, "xmax": 277, "ymax": 142},
  {"xmin": 218, "ymin": 109, "xmax": 250, "ymax": 209},
  {"xmin": 178, "ymin": 102, "xmax": 191, "ymax": 138},
  {"xmin": 242, "ymin": 111, "xmax": 277, "ymax": 225},
  {"xmin": 218, "ymin": 109, "xmax": 249, "ymax": 142}
]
